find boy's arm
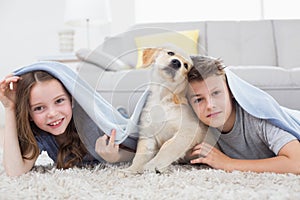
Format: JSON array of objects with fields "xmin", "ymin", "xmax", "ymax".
[{"xmin": 190, "ymin": 140, "xmax": 300, "ymax": 174}]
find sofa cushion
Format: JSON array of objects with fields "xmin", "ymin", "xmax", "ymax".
[
  {"xmin": 291, "ymin": 68, "xmax": 300, "ymax": 86},
  {"xmin": 228, "ymin": 66, "xmax": 293, "ymax": 89},
  {"xmin": 76, "ymin": 48, "xmax": 132, "ymax": 71},
  {"xmin": 96, "ymin": 68, "xmax": 151, "ymax": 92},
  {"xmin": 99, "ymin": 22, "xmax": 206, "ymax": 67},
  {"xmin": 132, "ymin": 21, "xmax": 207, "ymax": 55},
  {"xmin": 95, "ymin": 68, "xmax": 151, "ymax": 115},
  {"xmin": 134, "ymin": 30, "xmax": 199, "ymax": 68},
  {"xmin": 273, "ymin": 20, "xmax": 300, "ymax": 69},
  {"xmin": 206, "ymin": 21, "xmax": 277, "ymax": 66}
]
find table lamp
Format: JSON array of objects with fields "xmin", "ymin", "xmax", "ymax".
[{"xmin": 64, "ymin": 0, "xmax": 112, "ymax": 49}]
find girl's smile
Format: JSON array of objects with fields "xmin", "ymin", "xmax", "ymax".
[
  {"xmin": 29, "ymin": 79, "xmax": 72, "ymax": 135},
  {"xmin": 48, "ymin": 118, "xmax": 64, "ymax": 127}
]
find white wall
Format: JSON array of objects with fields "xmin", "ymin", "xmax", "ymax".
[{"xmin": 0, "ymin": 0, "xmax": 135, "ymax": 127}]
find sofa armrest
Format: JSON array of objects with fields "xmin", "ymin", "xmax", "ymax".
[{"xmin": 76, "ymin": 48, "xmax": 133, "ymax": 71}]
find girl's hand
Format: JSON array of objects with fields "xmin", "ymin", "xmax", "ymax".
[
  {"xmin": 95, "ymin": 129, "xmax": 120, "ymax": 163},
  {"xmin": 189, "ymin": 142, "xmax": 232, "ymax": 171},
  {"xmin": 0, "ymin": 75, "xmax": 20, "ymax": 109}
]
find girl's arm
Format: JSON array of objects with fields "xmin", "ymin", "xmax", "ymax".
[
  {"xmin": 189, "ymin": 140, "xmax": 300, "ymax": 174},
  {"xmin": 95, "ymin": 129, "xmax": 135, "ymax": 163},
  {"xmin": 3, "ymin": 108, "xmax": 37, "ymax": 176},
  {"xmin": 1, "ymin": 76, "xmax": 37, "ymax": 176}
]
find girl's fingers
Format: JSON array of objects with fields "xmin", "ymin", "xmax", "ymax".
[
  {"xmin": 109, "ymin": 129, "xmax": 116, "ymax": 145},
  {"xmin": 109, "ymin": 129, "xmax": 119, "ymax": 149},
  {"xmin": 101, "ymin": 134, "xmax": 108, "ymax": 140},
  {"xmin": 96, "ymin": 135, "xmax": 107, "ymax": 147},
  {"xmin": 4, "ymin": 76, "xmax": 20, "ymax": 83},
  {"xmin": 1, "ymin": 76, "xmax": 20, "ymax": 91}
]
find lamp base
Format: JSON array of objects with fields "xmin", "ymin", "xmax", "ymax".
[{"xmin": 58, "ymin": 29, "xmax": 75, "ymax": 53}]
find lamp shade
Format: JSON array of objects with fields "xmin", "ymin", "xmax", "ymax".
[{"xmin": 64, "ymin": 0, "xmax": 112, "ymax": 26}]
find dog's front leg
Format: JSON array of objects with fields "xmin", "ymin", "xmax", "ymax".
[
  {"xmin": 124, "ymin": 138, "xmax": 158, "ymax": 174},
  {"xmin": 144, "ymin": 127, "xmax": 202, "ymax": 173}
]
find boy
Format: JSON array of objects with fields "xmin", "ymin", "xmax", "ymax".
[{"xmin": 186, "ymin": 55, "xmax": 300, "ymax": 174}]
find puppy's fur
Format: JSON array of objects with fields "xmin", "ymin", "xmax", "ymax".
[{"xmin": 125, "ymin": 46, "xmax": 213, "ymax": 173}]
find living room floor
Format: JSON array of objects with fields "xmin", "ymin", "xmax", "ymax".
[{"xmin": 0, "ymin": 126, "xmax": 3, "ymax": 149}]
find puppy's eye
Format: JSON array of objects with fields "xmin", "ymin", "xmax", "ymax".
[
  {"xmin": 184, "ymin": 63, "xmax": 188, "ymax": 69},
  {"xmin": 167, "ymin": 51, "xmax": 175, "ymax": 56}
]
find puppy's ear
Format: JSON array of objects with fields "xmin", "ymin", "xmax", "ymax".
[{"xmin": 141, "ymin": 48, "xmax": 157, "ymax": 68}]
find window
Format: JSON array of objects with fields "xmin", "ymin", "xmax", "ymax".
[
  {"xmin": 135, "ymin": 0, "xmax": 300, "ymax": 23},
  {"xmin": 263, "ymin": 0, "xmax": 300, "ymax": 19}
]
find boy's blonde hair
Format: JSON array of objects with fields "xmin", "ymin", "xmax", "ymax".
[{"xmin": 188, "ymin": 55, "xmax": 226, "ymax": 82}]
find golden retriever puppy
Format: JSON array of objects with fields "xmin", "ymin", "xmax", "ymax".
[{"xmin": 124, "ymin": 46, "xmax": 214, "ymax": 174}]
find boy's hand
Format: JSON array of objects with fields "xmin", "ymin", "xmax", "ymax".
[
  {"xmin": 190, "ymin": 142, "xmax": 232, "ymax": 171},
  {"xmin": 95, "ymin": 129, "xmax": 120, "ymax": 163}
]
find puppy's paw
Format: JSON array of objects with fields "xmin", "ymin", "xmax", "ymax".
[
  {"xmin": 143, "ymin": 163, "xmax": 164, "ymax": 174},
  {"xmin": 119, "ymin": 166, "xmax": 143, "ymax": 176},
  {"xmin": 117, "ymin": 168, "xmax": 136, "ymax": 178}
]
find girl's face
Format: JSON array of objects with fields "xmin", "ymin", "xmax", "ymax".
[
  {"xmin": 188, "ymin": 75, "xmax": 235, "ymax": 133},
  {"xmin": 29, "ymin": 79, "xmax": 72, "ymax": 136}
]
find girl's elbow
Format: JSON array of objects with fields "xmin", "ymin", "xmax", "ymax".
[
  {"xmin": 5, "ymin": 168, "xmax": 24, "ymax": 177},
  {"xmin": 292, "ymin": 160, "xmax": 300, "ymax": 174},
  {"xmin": 4, "ymin": 163, "xmax": 30, "ymax": 177}
]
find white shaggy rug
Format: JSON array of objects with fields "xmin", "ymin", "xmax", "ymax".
[{"xmin": 1, "ymin": 151, "xmax": 300, "ymax": 199}]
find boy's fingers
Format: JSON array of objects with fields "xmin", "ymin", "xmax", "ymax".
[{"xmin": 192, "ymin": 143, "xmax": 201, "ymax": 151}]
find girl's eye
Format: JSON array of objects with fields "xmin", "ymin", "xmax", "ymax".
[
  {"xmin": 33, "ymin": 106, "xmax": 44, "ymax": 112},
  {"xmin": 56, "ymin": 98, "xmax": 65, "ymax": 104}
]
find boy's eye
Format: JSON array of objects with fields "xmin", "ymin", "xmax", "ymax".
[
  {"xmin": 193, "ymin": 98, "xmax": 203, "ymax": 104},
  {"xmin": 212, "ymin": 90, "xmax": 221, "ymax": 96}
]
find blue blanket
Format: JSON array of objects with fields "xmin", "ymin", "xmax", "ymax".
[
  {"xmin": 225, "ymin": 68, "xmax": 300, "ymax": 139},
  {"xmin": 13, "ymin": 62, "xmax": 300, "ymax": 161},
  {"xmin": 13, "ymin": 61, "xmax": 149, "ymax": 161}
]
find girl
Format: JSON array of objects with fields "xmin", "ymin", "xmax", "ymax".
[
  {"xmin": 186, "ymin": 55, "xmax": 300, "ymax": 174},
  {"xmin": 0, "ymin": 70, "xmax": 134, "ymax": 176}
]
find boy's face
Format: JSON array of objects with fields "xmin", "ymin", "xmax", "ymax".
[{"xmin": 187, "ymin": 75, "xmax": 235, "ymax": 133}]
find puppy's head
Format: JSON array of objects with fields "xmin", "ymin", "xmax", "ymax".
[{"xmin": 141, "ymin": 46, "xmax": 193, "ymax": 84}]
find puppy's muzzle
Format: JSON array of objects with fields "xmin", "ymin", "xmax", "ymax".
[{"xmin": 170, "ymin": 59, "xmax": 181, "ymax": 70}]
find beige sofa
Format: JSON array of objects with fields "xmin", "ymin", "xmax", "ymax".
[{"xmin": 76, "ymin": 19, "xmax": 300, "ymax": 116}]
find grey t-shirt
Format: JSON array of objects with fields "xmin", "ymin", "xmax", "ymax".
[{"xmin": 216, "ymin": 102, "xmax": 297, "ymax": 159}]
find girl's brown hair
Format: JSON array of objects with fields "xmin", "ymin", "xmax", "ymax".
[{"xmin": 15, "ymin": 71, "xmax": 88, "ymax": 169}]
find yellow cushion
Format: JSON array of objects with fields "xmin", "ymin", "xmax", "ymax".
[{"xmin": 134, "ymin": 30, "xmax": 199, "ymax": 68}]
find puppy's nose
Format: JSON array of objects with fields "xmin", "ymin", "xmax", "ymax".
[{"xmin": 171, "ymin": 59, "xmax": 181, "ymax": 69}]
